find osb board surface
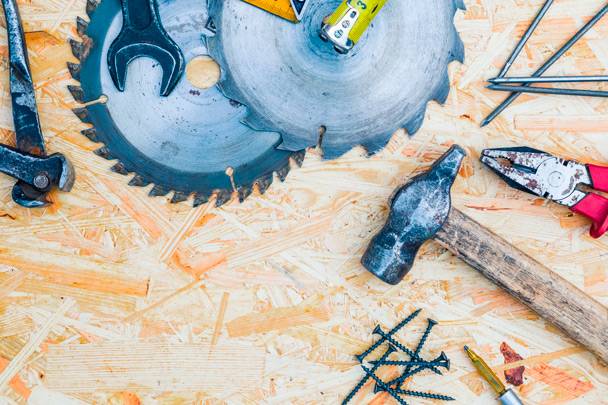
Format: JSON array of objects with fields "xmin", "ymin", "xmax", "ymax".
[{"xmin": 0, "ymin": 0, "xmax": 606, "ymax": 404}]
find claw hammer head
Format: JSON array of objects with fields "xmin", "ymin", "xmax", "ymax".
[{"xmin": 361, "ymin": 145, "xmax": 466, "ymax": 284}]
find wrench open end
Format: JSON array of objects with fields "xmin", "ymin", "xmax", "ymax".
[
  {"xmin": 107, "ymin": 0, "xmax": 185, "ymax": 97},
  {"xmin": 107, "ymin": 41, "xmax": 184, "ymax": 97}
]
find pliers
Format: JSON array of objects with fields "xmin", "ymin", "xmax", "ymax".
[
  {"xmin": 481, "ymin": 147, "xmax": 608, "ymax": 239},
  {"xmin": 0, "ymin": 0, "xmax": 74, "ymax": 207}
]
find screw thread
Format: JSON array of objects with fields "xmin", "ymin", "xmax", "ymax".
[
  {"xmin": 360, "ymin": 365, "xmax": 408, "ymax": 405},
  {"xmin": 356, "ymin": 309, "xmax": 421, "ymax": 362},
  {"xmin": 343, "ymin": 346, "xmax": 394, "ymax": 404},
  {"xmin": 372, "ymin": 360, "xmax": 449, "ymax": 368},
  {"xmin": 377, "ymin": 332, "xmax": 442, "ymax": 374},
  {"xmin": 397, "ymin": 319, "xmax": 437, "ymax": 385},
  {"xmin": 396, "ymin": 389, "xmax": 455, "ymax": 401}
]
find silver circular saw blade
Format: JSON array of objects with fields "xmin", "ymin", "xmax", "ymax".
[
  {"xmin": 68, "ymin": 0, "xmax": 304, "ymax": 207},
  {"xmin": 206, "ymin": 0, "xmax": 465, "ymax": 159}
]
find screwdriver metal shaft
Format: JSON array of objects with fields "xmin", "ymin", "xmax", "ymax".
[{"xmin": 464, "ymin": 346, "xmax": 523, "ymax": 405}]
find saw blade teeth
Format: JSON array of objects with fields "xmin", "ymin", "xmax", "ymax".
[
  {"xmin": 193, "ymin": 193, "xmax": 210, "ymax": 208},
  {"xmin": 149, "ymin": 185, "xmax": 171, "ymax": 197},
  {"xmin": 404, "ymin": 106, "xmax": 426, "ymax": 135},
  {"xmin": 128, "ymin": 174, "xmax": 150, "ymax": 187},
  {"xmin": 73, "ymin": 1, "xmax": 302, "ymax": 209},
  {"xmin": 67, "ymin": 62, "xmax": 81, "ymax": 81},
  {"xmin": 72, "ymin": 107, "xmax": 92, "ymax": 124},
  {"xmin": 256, "ymin": 174, "xmax": 273, "ymax": 195},
  {"xmin": 69, "ymin": 37, "xmax": 92, "ymax": 62},
  {"xmin": 69, "ymin": 39, "xmax": 84, "ymax": 61},
  {"xmin": 291, "ymin": 150, "xmax": 306, "ymax": 168},
  {"xmin": 452, "ymin": 36, "xmax": 465, "ymax": 64},
  {"xmin": 76, "ymin": 17, "xmax": 89, "ymax": 37},
  {"xmin": 171, "ymin": 192, "xmax": 190, "ymax": 204},
  {"xmin": 434, "ymin": 69, "xmax": 451, "ymax": 105},
  {"xmin": 215, "ymin": 190, "xmax": 233, "ymax": 207},
  {"xmin": 111, "ymin": 162, "xmax": 129, "ymax": 176},
  {"xmin": 94, "ymin": 146, "xmax": 114, "ymax": 160},
  {"xmin": 209, "ymin": 1, "xmax": 465, "ymax": 160},
  {"xmin": 81, "ymin": 128, "xmax": 98, "ymax": 142},
  {"xmin": 238, "ymin": 185, "xmax": 253, "ymax": 203},
  {"xmin": 68, "ymin": 85, "xmax": 86, "ymax": 103},
  {"xmin": 276, "ymin": 164, "xmax": 290, "ymax": 182},
  {"xmin": 86, "ymin": 0, "xmax": 100, "ymax": 18}
]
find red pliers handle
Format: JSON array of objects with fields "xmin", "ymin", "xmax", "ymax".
[
  {"xmin": 481, "ymin": 147, "xmax": 608, "ymax": 239},
  {"xmin": 572, "ymin": 164, "xmax": 608, "ymax": 238}
]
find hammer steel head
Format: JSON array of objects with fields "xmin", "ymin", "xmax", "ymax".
[{"xmin": 361, "ymin": 145, "xmax": 466, "ymax": 284}]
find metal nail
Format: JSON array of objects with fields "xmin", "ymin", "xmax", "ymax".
[
  {"xmin": 488, "ymin": 84, "xmax": 608, "ymax": 98},
  {"xmin": 489, "ymin": 75, "xmax": 608, "ymax": 84},
  {"xmin": 482, "ymin": 4, "xmax": 608, "ymax": 126},
  {"xmin": 496, "ymin": 0, "xmax": 554, "ymax": 78}
]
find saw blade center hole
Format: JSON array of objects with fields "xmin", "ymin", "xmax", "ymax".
[{"xmin": 186, "ymin": 55, "xmax": 220, "ymax": 90}]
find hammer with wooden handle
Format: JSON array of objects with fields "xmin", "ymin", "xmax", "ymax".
[{"xmin": 362, "ymin": 145, "xmax": 608, "ymax": 363}]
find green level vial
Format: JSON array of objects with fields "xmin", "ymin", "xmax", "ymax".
[{"xmin": 320, "ymin": 0, "xmax": 388, "ymax": 54}]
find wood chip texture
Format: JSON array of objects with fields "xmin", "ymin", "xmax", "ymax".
[{"xmin": 0, "ymin": 0, "xmax": 606, "ymax": 403}]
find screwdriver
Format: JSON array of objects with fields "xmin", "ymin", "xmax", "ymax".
[{"xmin": 464, "ymin": 346, "xmax": 523, "ymax": 405}]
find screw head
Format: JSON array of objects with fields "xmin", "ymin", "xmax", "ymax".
[
  {"xmin": 428, "ymin": 318, "xmax": 438, "ymax": 326},
  {"xmin": 372, "ymin": 325, "xmax": 384, "ymax": 335},
  {"xmin": 33, "ymin": 173, "xmax": 50, "ymax": 189},
  {"xmin": 433, "ymin": 351, "xmax": 450, "ymax": 370}
]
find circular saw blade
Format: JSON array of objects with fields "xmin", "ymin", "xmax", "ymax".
[
  {"xmin": 68, "ymin": 0, "xmax": 303, "ymax": 207},
  {"xmin": 206, "ymin": 0, "xmax": 465, "ymax": 159}
]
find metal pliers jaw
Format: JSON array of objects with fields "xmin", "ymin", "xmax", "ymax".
[
  {"xmin": 481, "ymin": 147, "xmax": 608, "ymax": 239},
  {"xmin": 0, "ymin": 0, "xmax": 75, "ymax": 208}
]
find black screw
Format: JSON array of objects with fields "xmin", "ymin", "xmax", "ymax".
[
  {"xmin": 403, "ymin": 319, "xmax": 437, "ymax": 373},
  {"xmin": 372, "ymin": 328, "xmax": 442, "ymax": 375},
  {"xmin": 386, "ymin": 319, "xmax": 438, "ymax": 391},
  {"xmin": 376, "ymin": 352, "xmax": 449, "ymax": 393},
  {"xmin": 343, "ymin": 345, "xmax": 396, "ymax": 404},
  {"xmin": 395, "ymin": 389, "xmax": 455, "ymax": 401},
  {"xmin": 370, "ymin": 358, "xmax": 449, "ymax": 369},
  {"xmin": 355, "ymin": 308, "xmax": 421, "ymax": 363},
  {"xmin": 359, "ymin": 364, "xmax": 408, "ymax": 405}
]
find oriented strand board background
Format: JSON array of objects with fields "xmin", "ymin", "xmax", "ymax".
[{"xmin": 0, "ymin": 0, "xmax": 607, "ymax": 403}]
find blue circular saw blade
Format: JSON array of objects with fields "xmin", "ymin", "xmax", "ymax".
[{"xmin": 69, "ymin": 0, "xmax": 302, "ymax": 206}]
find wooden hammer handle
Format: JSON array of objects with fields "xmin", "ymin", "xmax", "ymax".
[{"xmin": 435, "ymin": 208, "xmax": 608, "ymax": 363}]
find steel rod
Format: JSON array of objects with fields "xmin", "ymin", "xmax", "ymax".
[
  {"xmin": 489, "ymin": 75, "xmax": 608, "ymax": 84},
  {"xmin": 488, "ymin": 84, "xmax": 608, "ymax": 98},
  {"xmin": 497, "ymin": 0, "xmax": 554, "ymax": 78},
  {"xmin": 481, "ymin": 3, "xmax": 608, "ymax": 126}
]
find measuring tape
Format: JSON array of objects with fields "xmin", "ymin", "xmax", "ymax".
[
  {"xmin": 321, "ymin": 0, "xmax": 388, "ymax": 54},
  {"xmin": 242, "ymin": 0, "xmax": 298, "ymax": 22}
]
